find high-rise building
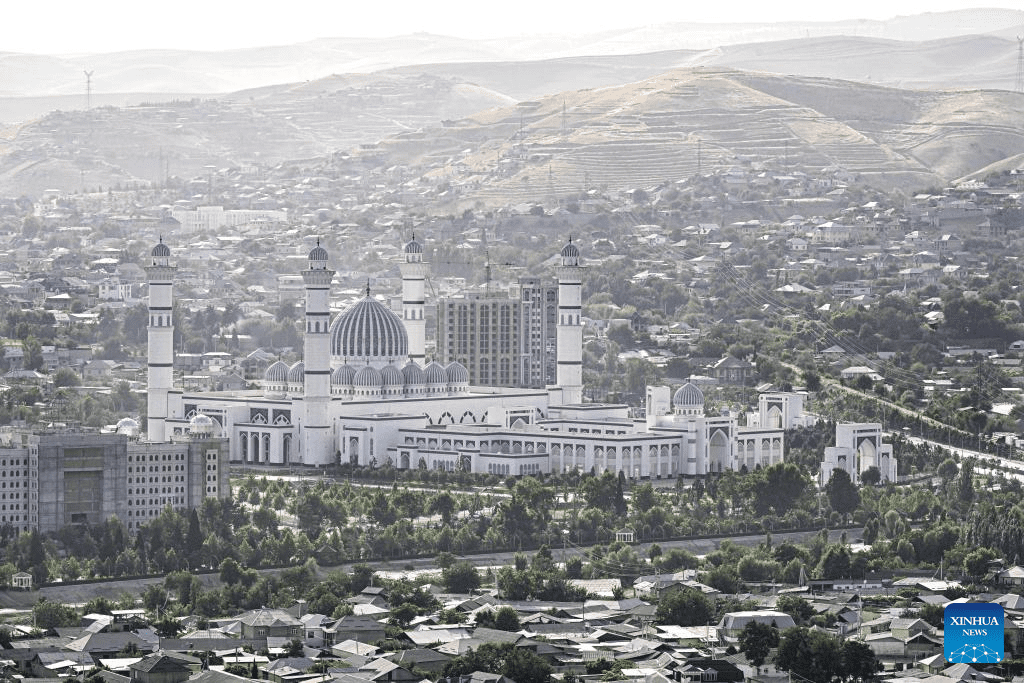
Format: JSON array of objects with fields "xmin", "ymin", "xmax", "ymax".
[
  {"xmin": 435, "ymin": 293, "xmax": 523, "ymax": 387},
  {"xmin": 514, "ymin": 277, "xmax": 559, "ymax": 389}
]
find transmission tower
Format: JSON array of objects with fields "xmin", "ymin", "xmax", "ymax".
[
  {"xmin": 1016, "ymin": 37, "xmax": 1024, "ymax": 93},
  {"xmin": 84, "ymin": 70, "xmax": 94, "ymax": 109}
]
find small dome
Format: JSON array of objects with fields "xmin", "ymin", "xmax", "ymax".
[
  {"xmin": 404, "ymin": 237, "xmax": 423, "ymax": 254},
  {"xmin": 381, "ymin": 364, "xmax": 403, "ymax": 386},
  {"xmin": 446, "ymin": 361, "xmax": 469, "ymax": 384},
  {"xmin": 332, "ymin": 364, "xmax": 356, "ymax": 385},
  {"xmin": 402, "ymin": 361, "xmax": 426, "ymax": 385},
  {"xmin": 561, "ymin": 241, "xmax": 580, "ymax": 259},
  {"xmin": 115, "ymin": 417, "xmax": 139, "ymax": 436},
  {"xmin": 152, "ymin": 240, "xmax": 171, "ymax": 258},
  {"xmin": 308, "ymin": 244, "xmax": 329, "ymax": 263},
  {"xmin": 673, "ymin": 382, "xmax": 704, "ymax": 407},
  {"xmin": 354, "ymin": 365, "xmax": 382, "ymax": 388},
  {"xmin": 265, "ymin": 360, "xmax": 289, "ymax": 383},
  {"xmin": 287, "ymin": 361, "xmax": 305, "ymax": 384},
  {"xmin": 424, "ymin": 361, "xmax": 447, "ymax": 385},
  {"xmin": 189, "ymin": 413, "xmax": 215, "ymax": 436}
]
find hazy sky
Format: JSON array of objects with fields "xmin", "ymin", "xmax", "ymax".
[{"xmin": 6, "ymin": 0, "xmax": 1021, "ymax": 54}]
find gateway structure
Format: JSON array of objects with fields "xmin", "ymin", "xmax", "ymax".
[{"xmin": 149, "ymin": 237, "xmax": 799, "ymax": 478}]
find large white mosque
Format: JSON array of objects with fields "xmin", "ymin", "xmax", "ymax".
[{"xmin": 143, "ymin": 235, "xmax": 894, "ymax": 481}]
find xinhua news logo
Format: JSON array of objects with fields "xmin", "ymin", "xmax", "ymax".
[{"xmin": 944, "ymin": 602, "xmax": 1004, "ymax": 663}]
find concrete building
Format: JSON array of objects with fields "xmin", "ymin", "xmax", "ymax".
[
  {"xmin": 0, "ymin": 421, "xmax": 229, "ymax": 534},
  {"xmin": 819, "ymin": 422, "xmax": 898, "ymax": 486}
]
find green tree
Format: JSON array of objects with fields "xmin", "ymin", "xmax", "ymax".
[
  {"xmin": 825, "ymin": 469, "xmax": 861, "ymax": 520},
  {"xmin": 492, "ymin": 606, "xmax": 522, "ymax": 631},
  {"xmin": 33, "ymin": 599, "xmax": 79, "ymax": 629},
  {"xmin": 442, "ymin": 561, "xmax": 481, "ymax": 594},
  {"xmin": 775, "ymin": 627, "xmax": 842, "ymax": 683},
  {"xmin": 841, "ymin": 639, "xmax": 879, "ymax": 681},
  {"xmin": 655, "ymin": 587, "xmax": 713, "ymax": 626},
  {"xmin": 739, "ymin": 621, "xmax": 779, "ymax": 672},
  {"xmin": 443, "ymin": 642, "xmax": 551, "ymax": 683}
]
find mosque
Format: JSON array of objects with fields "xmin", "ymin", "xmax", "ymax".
[{"xmin": 142, "ymin": 236, "xmax": 863, "ymax": 480}]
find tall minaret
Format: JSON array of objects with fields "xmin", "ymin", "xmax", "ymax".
[
  {"xmin": 302, "ymin": 240, "xmax": 335, "ymax": 466},
  {"xmin": 556, "ymin": 237, "xmax": 585, "ymax": 404},
  {"xmin": 400, "ymin": 234, "xmax": 428, "ymax": 365},
  {"xmin": 145, "ymin": 238, "xmax": 176, "ymax": 442}
]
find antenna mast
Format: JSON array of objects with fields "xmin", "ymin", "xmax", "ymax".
[
  {"xmin": 84, "ymin": 70, "xmax": 94, "ymax": 110},
  {"xmin": 1016, "ymin": 37, "xmax": 1024, "ymax": 93}
]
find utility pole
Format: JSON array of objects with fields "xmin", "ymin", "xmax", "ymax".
[
  {"xmin": 1016, "ymin": 37, "xmax": 1024, "ymax": 93},
  {"xmin": 83, "ymin": 70, "xmax": 94, "ymax": 110}
]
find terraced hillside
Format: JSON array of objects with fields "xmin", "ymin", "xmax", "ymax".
[{"xmin": 396, "ymin": 68, "xmax": 1000, "ymax": 210}]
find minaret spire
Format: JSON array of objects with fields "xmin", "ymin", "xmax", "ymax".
[
  {"xmin": 400, "ymin": 233, "xmax": 428, "ymax": 365},
  {"xmin": 301, "ymin": 241, "xmax": 335, "ymax": 466},
  {"xmin": 145, "ymin": 238, "xmax": 176, "ymax": 442},
  {"xmin": 556, "ymin": 237, "xmax": 585, "ymax": 405}
]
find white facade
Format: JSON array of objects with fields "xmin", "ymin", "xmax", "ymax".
[
  {"xmin": 819, "ymin": 422, "xmax": 897, "ymax": 485},
  {"xmin": 147, "ymin": 238, "xmax": 796, "ymax": 479}
]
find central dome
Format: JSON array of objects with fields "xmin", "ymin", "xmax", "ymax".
[{"xmin": 330, "ymin": 295, "xmax": 408, "ymax": 366}]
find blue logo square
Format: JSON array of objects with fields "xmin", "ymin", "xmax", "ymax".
[{"xmin": 944, "ymin": 602, "xmax": 1004, "ymax": 663}]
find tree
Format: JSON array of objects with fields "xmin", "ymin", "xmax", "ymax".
[
  {"xmin": 751, "ymin": 463, "xmax": 808, "ymax": 516},
  {"xmin": 776, "ymin": 595, "xmax": 814, "ymax": 625},
  {"xmin": 841, "ymin": 639, "xmax": 879, "ymax": 681},
  {"xmin": 492, "ymin": 606, "xmax": 521, "ymax": 631},
  {"xmin": 33, "ymin": 599, "xmax": 79, "ymax": 630},
  {"xmin": 442, "ymin": 561, "xmax": 481, "ymax": 594},
  {"xmin": 443, "ymin": 642, "xmax": 551, "ymax": 683},
  {"xmin": 52, "ymin": 368, "xmax": 81, "ymax": 388},
  {"xmin": 937, "ymin": 458, "xmax": 959, "ymax": 481},
  {"xmin": 655, "ymin": 587, "xmax": 713, "ymax": 627},
  {"xmin": 775, "ymin": 627, "xmax": 842, "ymax": 683},
  {"xmin": 860, "ymin": 466, "xmax": 882, "ymax": 486},
  {"xmin": 739, "ymin": 621, "xmax": 778, "ymax": 672},
  {"xmin": 825, "ymin": 469, "xmax": 861, "ymax": 519}
]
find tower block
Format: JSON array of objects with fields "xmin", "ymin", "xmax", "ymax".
[
  {"xmin": 400, "ymin": 235, "xmax": 428, "ymax": 364},
  {"xmin": 302, "ymin": 241, "xmax": 335, "ymax": 466},
  {"xmin": 145, "ymin": 238, "xmax": 176, "ymax": 442},
  {"xmin": 556, "ymin": 238, "xmax": 585, "ymax": 405}
]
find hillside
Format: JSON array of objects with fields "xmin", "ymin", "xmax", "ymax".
[
  {"xmin": 3, "ymin": 68, "xmax": 1024, "ymax": 200},
  {"xmin": 366, "ymin": 68, "xmax": 1024, "ymax": 209},
  {"xmin": 1, "ymin": 8, "xmax": 1022, "ymax": 110}
]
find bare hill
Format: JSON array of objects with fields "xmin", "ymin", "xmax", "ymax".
[
  {"xmin": 2, "ymin": 8, "xmax": 1023, "ymax": 108},
  {"xmin": 4, "ymin": 67, "xmax": 1024, "ymax": 201}
]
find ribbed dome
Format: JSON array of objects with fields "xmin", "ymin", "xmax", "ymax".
[
  {"xmin": 446, "ymin": 361, "xmax": 469, "ymax": 384},
  {"xmin": 287, "ymin": 361, "xmax": 305, "ymax": 384},
  {"xmin": 381, "ymin": 364, "xmax": 403, "ymax": 386},
  {"xmin": 354, "ymin": 365, "xmax": 382, "ymax": 387},
  {"xmin": 402, "ymin": 361, "xmax": 426, "ymax": 385},
  {"xmin": 673, "ymin": 382, "xmax": 704, "ymax": 407},
  {"xmin": 561, "ymin": 241, "xmax": 580, "ymax": 259},
  {"xmin": 332, "ymin": 364, "xmax": 356, "ymax": 385},
  {"xmin": 330, "ymin": 295, "xmax": 408, "ymax": 364},
  {"xmin": 424, "ymin": 361, "xmax": 446, "ymax": 385},
  {"xmin": 152, "ymin": 240, "xmax": 171, "ymax": 257},
  {"xmin": 308, "ymin": 244, "xmax": 329, "ymax": 264},
  {"xmin": 404, "ymin": 237, "xmax": 423, "ymax": 254},
  {"xmin": 265, "ymin": 360, "xmax": 289, "ymax": 382}
]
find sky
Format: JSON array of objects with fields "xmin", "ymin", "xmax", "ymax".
[{"xmin": 5, "ymin": 0, "xmax": 1022, "ymax": 54}]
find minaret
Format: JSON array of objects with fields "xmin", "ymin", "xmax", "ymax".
[
  {"xmin": 145, "ymin": 237, "xmax": 176, "ymax": 442},
  {"xmin": 302, "ymin": 240, "xmax": 335, "ymax": 466},
  {"xmin": 400, "ymin": 234, "xmax": 428, "ymax": 365},
  {"xmin": 556, "ymin": 237, "xmax": 585, "ymax": 404}
]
